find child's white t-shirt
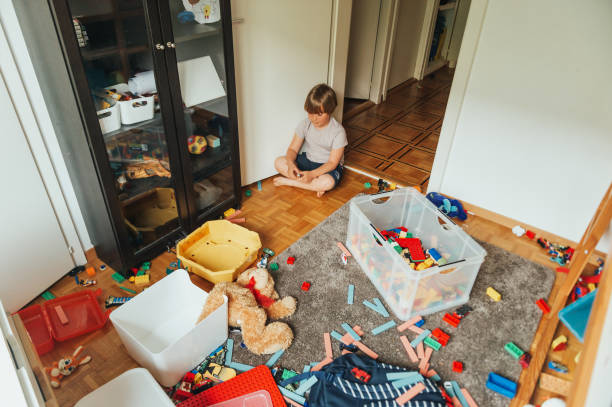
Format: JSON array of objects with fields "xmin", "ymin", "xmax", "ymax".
[{"xmin": 295, "ymin": 117, "xmax": 348, "ymax": 164}]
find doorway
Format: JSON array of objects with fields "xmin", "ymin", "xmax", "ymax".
[{"xmin": 342, "ymin": 0, "xmax": 471, "ymax": 190}]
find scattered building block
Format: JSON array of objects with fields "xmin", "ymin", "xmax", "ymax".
[
  {"xmin": 119, "ymin": 286, "xmax": 136, "ymax": 294},
  {"xmin": 395, "ymin": 382, "xmax": 426, "ymax": 405},
  {"xmin": 399, "ymin": 336, "xmax": 419, "ymax": 363},
  {"xmin": 228, "ymin": 362, "xmax": 255, "ymax": 371},
  {"xmin": 294, "ymin": 376, "xmax": 318, "ymax": 396},
  {"xmin": 371, "ymin": 320, "xmax": 397, "ymax": 335},
  {"xmin": 353, "ymin": 341, "xmax": 378, "ymax": 359},
  {"xmin": 486, "ymin": 372, "xmax": 517, "ymax": 398},
  {"xmin": 416, "ymin": 342, "xmax": 425, "ymax": 360},
  {"xmin": 397, "ymin": 316, "xmax": 423, "ymax": 332},
  {"xmin": 54, "ymin": 305, "xmax": 69, "ymax": 325},
  {"xmin": 486, "ymin": 287, "xmax": 502, "ymax": 302},
  {"xmin": 311, "ymin": 357, "xmax": 332, "ymax": 371},
  {"xmin": 287, "ymin": 256, "xmax": 296, "ymax": 265},
  {"xmin": 85, "ymin": 267, "xmax": 96, "ymax": 276},
  {"xmin": 278, "ymin": 386, "xmax": 306, "ymax": 405},
  {"xmin": 504, "ymin": 342, "xmax": 525, "ymax": 359},
  {"xmin": 134, "ymin": 274, "xmax": 150, "ymax": 285},
  {"xmin": 423, "ymin": 336, "xmax": 441, "ymax": 351},
  {"xmin": 337, "ymin": 242, "xmax": 352, "ymax": 257},
  {"xmin": 443, "ymin": 313, "xmax": 460, "ymax": 328},
  {"xmin": 548, "ymin": 360, "xmax": 568, "ymax": 373},
  {"xmin": 265, "ymin": 349, "xmax": 285, "ymax": 367},
  {"xmin": 410, "ymin": 329, "xmax": 432, "ymax": 348},
  {"xmin": 347, "ymin": 284, "xmax": 354, "ymax": 305},
  {"xmin": 408, "ymin": 325, "xmax": 425, "ymax": 335},
  {"xmin": 551, "ymin": 335, "xmax": 568, "ymax": 351},
  {"xmin": 431, "ymin": 328, "xmax": 450, "ymax": 346},
  {"xmin": 330, "ymin": 330, "xmax": 344, "ymax": 343},
  {"xmin": 301, "ymin": 281, "xmax": 310, "ymax": 291},
  {"xmin": 536, "ymin": 298, "xmax": 551, "ymax": 313},
  {"xmin": 41, "ymin": 291, "xmax": 55, "ymax": 300},
  {"xmin": 324, "ymin": 333, "xmax": 333, "ymax": 359},
  {"xmin": 341, "ymin": 323, "xmax": 361, "ymax": 341},
  {"xmin": 225, "ymin": 338, "xmax": 233, "ymax": 365},
  {"xmin": 418, "ymin": 361, "xmax": 429, "ymax": 375},
  {"xmin": 228, "ymin": 217, "xmax": 246, "ymax": 224},
  {"xmin": 372, "ymin": 298, "xmax": 390, "ymax": 317},
  {"xmin": 112, "ymin": 272, "xmax": 125, "ymax": 283},
  {"xmin": 452, "ymin": 361, "xmax": 463, "ymax": 373},
  {"xmin": 414, "ymin": 319, "xmax": 425, "ymax": 327},
  {"xmin": 460, "ymin": 388, "xmax": 479, "ymax": 407},
  {"xmin": 451, "ymin": 381, "xmax": 469, "ymax": 407},
  {"xmin": 519, "ymin": 352, "xmax": 531, "ymax": 368}
]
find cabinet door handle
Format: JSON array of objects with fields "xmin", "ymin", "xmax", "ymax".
[
  {"xmin": 155, "ymin": 43, "xmax": 165, "ymax": 50},
  {"xmin": 232, "ymin": 18, "xmax": 244, "ymax": 24},
  {"xmin": 166, "ymin": 42, "xmax": 176, "ymax": 48}
]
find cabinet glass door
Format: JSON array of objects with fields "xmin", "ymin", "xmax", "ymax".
[
  {"xmin": 165, "ymin": 0, "xmax": 236, "ymax": 219},
  {"xmin": 68, "ymin": 0, "xmax": 181, "ymax": 252}
]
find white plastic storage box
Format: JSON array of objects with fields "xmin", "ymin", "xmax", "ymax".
[
  {"xmin": 75, "ymin": 368, "xmax": 174, "ymax": 407},
  {"xmin": 346, "ymin": 188, "xmax": 486, "ymax": 320},
  {"xmin": 118, "ymin": 95, "xmax": 155, "ymax": 125},
  {"xmin": 97, "ymin": 102, "xmax": 121, "ymax": 134},
  {"xmin": 110, "ymin": 269, "xmax": 228, "ymax": 386}
]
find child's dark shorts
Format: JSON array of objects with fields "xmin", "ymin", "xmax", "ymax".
[{"xmin": 295, "ymin": 153, "xmax": 343, "ymax": 187}]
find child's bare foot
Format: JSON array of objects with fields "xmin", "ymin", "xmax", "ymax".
[
  {"xmin": 273, "ymin": 176, "xmax": 289, "ymax": 187},
  {"xmin": 316, "ymin": 191, "xmax": 326, "ymax": 198}
]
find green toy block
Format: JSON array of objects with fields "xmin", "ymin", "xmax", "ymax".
[
  {"xmin": 41, "ymin": 291, "xmax": 56, "ymax": 300},
  {"xmin": 119, "ymin": 286, "xmax": 137, "ymax": 294},
  {"xmin": 136, "ymin": 269, "xmax": 145, "ymax": 276},
  {"xmin": 364, "ymin": 182, "xmax": 372, "ymax": 189},
  {"xmin": 263, "ymin": 248, "xmax": 275, "ymax": 257},
  {"xmin": 269, "ymin": 262, "xmax": 279, "ymax": 271},
  {"xmin": 245, "ymin": 189, "xmax": 252, "ymax": 197},
  {"xmin": 142, "ymin": 262, "xmax": 151, "ymax": 267},
  {"xmin": 406, "ymin": 233, "xmax": 413, "ymax": 238},
  {"xmin": 112, "ymin": 272, "xmax": 126, "ymax": 283},
  {"xmin": 424, "ymin": 336, "xmax": 441, "ymax": 351},
  {"xmin": 394, "ymin": 245, "xmax": 403, "ymax": 254},
  {"xmin": 504, "ymin": 342, "xmax": 524, "ymax": 359}
]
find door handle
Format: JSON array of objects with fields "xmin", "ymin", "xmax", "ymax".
[
  {"xmin": 155, "ymin": 43, "xmax": 165, "ymax": 50},
  {"xmin": 232, "ymin": 18, "xmax": 244, "ymax": 24},
  {"xmin": 166, "ymin": 42, "xmax": 176, "ymax": 48}
]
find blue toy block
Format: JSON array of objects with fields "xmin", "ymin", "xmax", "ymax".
[
  {"xmin": 257, "ymin": 180, "xmax": 262, "ymax": 191},
  {"xmin": 341, "ymin": 323, "xmax": 361, "ymax": 341},
  {"xmin": 347, "ymin": 284, "xmax": 354, "ymax": 305},
  {"xmin": 451, "ymin": 381, "xmax": 470, "ymax": 407},
  {"xmin": 294, "ymin": 376, "xmax": 318, "ymax": 396},
  {"xmin": 371, "ymin": 320, "xmax": 397, "ymax": 335},
  {"xmin": 303, "ymin": 365, "xmax": 311, "ymax": 374},
  {"xmin": 410, "ymin": 329, "xmax": 432, "ymax": 347},
  {"xmin": 330, "ymin": 330, "xmax": 344, "ymax": 342},
  {"xmin": 386, "ymin": 372, "xmax": 423, "ymax": 381},
  {"xmin": 443, "ymin": 381, "xmax": 456, "ymax": 397},
  {"xmin": 415, "ymin": 319, "xmax": 425, "ymax": 327},
  {"xmin": 372, "ymin": 298, "xmax": 390, "ymax": 317},
  {"xmin": 559, "ymin": 289, "xmax": 596, "ymax": 343},
  {"xmin": 225, "ymin": 338, "xmax": 233, "ymax": 365},
  {"xmin": 265, "ymin": 349, "xmax": 285, "ymax": 367},
  {"xmin": 278, "ymin": 386, "xmax": 306, "ymax": 404},
  {"xmin": 229, "ymin": 362, "xmax": 255, "ymax": 372},
  {"xmin": 548, "ymin": 360, "xmax": 568, "ymax": 373},
  {"xmin": 486, "ymin": 372, "xmax": 517, "ymax": 398},
  {"xmin": 430, "ymin": 374, "xmax": 441, "ymax": 382}
]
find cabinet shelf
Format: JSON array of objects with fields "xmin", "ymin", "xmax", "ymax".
[
  {"xmin": 173, "ymin": 23, "xmax": 221, "ymax": 44},
  {"xmin": 81, "ymin": 45, "xmax": 149, "ymax": 60},
  {"xmin": 103, "ymin": 113, "xmax": 162, "ymax": 142}
]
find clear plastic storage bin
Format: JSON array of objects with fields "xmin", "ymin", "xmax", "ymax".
[
  {"xmin": 110, "ymin": 270, "xmax": 228, "ymax": 386},
  {"xmin": 346, "ymin": 188, "xmax": 486, "ymax": 320}
]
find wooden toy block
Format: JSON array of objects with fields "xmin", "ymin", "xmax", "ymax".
[
  {"xmin": 134, "ymin": 274, "xmax": 150, "ymax": 285},
  {"xmin": 538, "ymin": 372, "xmax": 571, "ymax": 396},
  {"xmin": 416, "ymin": 342, "xmax": 425, "ymax": 360},
  {"xmin": 347, "ymin": 284, "xmax": 354, "ymax": 304},
  {"xmin": 371, "ymin": 320, "xmax": 397, "ymax": 335},
  {"xmin": 353, "ymin": 341, "xmax": 378, "ymax": 359},
  {"xmin": 395, "ymin": 382, "xmax": 425, "ymax": 405},
  {"xmin": 486, "ymin": 287, "xmax": 502, "ymax": 301},
  {"xmin": 54, "ymin": 305, "xmax": 69, "ymax": 325},
  {"xmin": 397, "ymin": 316, "xmax": 423, "ymax": 332},
  {"xmin": 399, "ymin": 335, "xmax": 419, "ymax": 363}
]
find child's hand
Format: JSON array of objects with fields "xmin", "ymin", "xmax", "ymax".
[
  {"xmin": 299, "ymin": 171, "xmax": 315, "ymax": 183},
  {"xmin": 287, "ymin": 162, "xmax": 300, "ymax": 180}
]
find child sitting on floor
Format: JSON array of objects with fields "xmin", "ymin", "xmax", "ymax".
[{"xmin": 274, "ymin": 84, "xmax": 347, "ymax": 197}]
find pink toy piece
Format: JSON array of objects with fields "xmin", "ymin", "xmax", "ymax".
[
  {"xmin": 399, "ymin": 336, "xmax": 419, "ymax": 363},
  {"xmin": 397, "ymin": 316, "xmax": 423, "ymax": 332},
  {"xmin": 396, "ymin": 382, "xmax": 426, "ymax": 405}
]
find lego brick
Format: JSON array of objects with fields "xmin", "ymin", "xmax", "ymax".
[
  {"xmin": 225, "ymin": 338, "xmax": 233, "ymax": 365},
  {"xmin": 443, "ymin": 313, "xmax": 460, "ymax": 328},
  {"xmin": 504, "ymin": 342, "xmax": 525, "ymax": 359},
  {"xmin": 395, "ymin": 382, "xmax": 426, "ymax": 406},
  {"xmin": 85, "ymin": 267, "xmax": 96, "ymax": 276},
  {"xmin": 265, "ymin": 349, "xmax": 284, "ymax": 367},
  {"xmin": 41, "ymin": 291, "xmax": 55, "ymax": 300},
  {"xmin": 341, "ymin": 323, "xmax": 361, "ymax": 341},
  {"xmin": 363, "ymin": 299, "xmax": 389, "ymax": 318},
  {"xmin": 294, "ymin": 376, "xmax": 318, "ymax": 396},
  {"xmin": 134, "ymin": 274, "xmax": 150, "ymax": 285},
  {"xmin": 310, "ymin": 357, "xmax": 332, "ymax": 371},
  {"xmin": 301, "ymin": 281, "xmax": 310, "ymax": 291},
  {"xmin": 486, "ymin": 372, "xmax": 517, "ymax": 398},
  {"xmin": 119, "ymin": 286, "xmax": 136, "ymax": 294},
  {"xmin": 112, "ymin": 272, "xmax": 125, "ymax": 283},
  {"xmin": 452, "ymin": 361, "xmax": 463, "ymax": 373},
  {"xmin": 408, "ymin": 325, "xmax": 425, "ymax": 335},
  {"xmin": 536, "ymin": 298, "xmax": 551, "ymax": 313},
  {"xmin": 372, "ymin": 298, "xmax": 390, "ymax": 317},
  {"xmin": 397, "ymin": 316, "xmax": 423, "ymax": 332},
  {"xmin": 486, "ymin": 287, "xmax": 502, "ymax": 302},
  {"xmin": 347, "ymin": 284, "xmax": 354, "ymax": 305},
  {"xmin": 414, "ymin": 319, "xmax": 425, "ymax": 327},
  {"xmin": 278, "ymin": 386, "xmax": 306, "ymax": 405},
  {"xmin": 387, "ymin": 372, "xmax": 423, "ymax": 381},
  {"xmin": 410, "ymin": 329, "xmax": 432, "ymax": 347},
  {"xmin": 551, "ymin": 335, "xmax": 568, "ymax": 350},
  {"xmin": 399, "ymin": 335, "xmax": 419, "ymax": 363},
  {"xmin": 424, "ymin": 336, "xmax": 441, "ymax": 351}
]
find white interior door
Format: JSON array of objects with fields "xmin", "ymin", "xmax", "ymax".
[
  {"xmin": 231, "ymin": 0, "xmax": 333, "ymax": 185},
  {"xmin": 0, "ymin": 74, "xmax": 73, "ymax": 313},
  {"xmin": 345, "ymin": 0, "xmax": 380, "ymax": 100}
]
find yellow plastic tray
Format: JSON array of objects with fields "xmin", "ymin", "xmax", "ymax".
[{"xmin": 176, "ymin": 220, "xmax": 261, "ymax": 283}]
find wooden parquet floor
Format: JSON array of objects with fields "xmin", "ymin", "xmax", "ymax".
[
  {"xmin": 25, "ymin": 169, "xmax": 580, "ymax": 406},
  {"xmin": 343, "ymin": 68, "xmax": 455, "ymax": 190}
]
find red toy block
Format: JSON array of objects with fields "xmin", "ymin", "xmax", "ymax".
[
  {"xmin": 442, "ymin": 313, "xmax": 460, "ymax": 328},
  {"xmin": 536, "ymin": 298, "xmax": 551, "ymax": 314},
  {"xmin": 287, "ymin": 256, "xmax": 296, "ymax": 265},
  {"xmin": 553, "ymin": 342, "xmax": 568, "ymax": 351},
  {"xmin": 432, "ymin": 328, "xmax": 450, "ymax": 346},
  {"xmin": 519, "ymin": 352, "xmax": 531, "ymax": 368},
  {"xmin": 452, "ymin": 361, "xmax": 463, "ymax": 373},
  {"xmin": 556, "ymin": 266, "xmax": 569, "ymax": 273},
  {"xmin": 351, "ymin": 367, "xmax": 371, "ymax": 383},
  {"xmin": 525, "ymin": 230, "xmax": 536, "ymax": 239},
  {"xmin": 397, "ymin": 238, "xmax": 426, "ymax": 261},
  {"xmin": 301, "ymin": 281, "xmax": 311, "ymax": 291}
]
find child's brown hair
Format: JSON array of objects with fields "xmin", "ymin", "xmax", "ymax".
[{"xmin": 304, "ymin": 84, "xmax": 337, "ymax": 114}]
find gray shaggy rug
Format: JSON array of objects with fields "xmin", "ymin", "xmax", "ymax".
[{"xmin": 229, "ymin": 200, "xmax": 554, "ymax": 406}]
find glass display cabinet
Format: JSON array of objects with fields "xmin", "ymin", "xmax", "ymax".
[{"xmin": 41, "ymin": 0, "xmax": 241, "ymax": 274}]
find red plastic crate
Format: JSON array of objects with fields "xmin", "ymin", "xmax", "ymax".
[
  {"xmin": 41, "ymin": 288, "xmax": 110, "ymax": 342},
  {"xmin": 179, "ymin": 365, "xmax": 285, "ymax": 407},
  {"xmin": 17, "ymin": 304, "xmax": 54, "ymax": 356}
]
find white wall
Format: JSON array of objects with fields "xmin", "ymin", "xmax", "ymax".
[{"xmin": 432, "ymin": 0, "xmax": 612, "ymax": 251}]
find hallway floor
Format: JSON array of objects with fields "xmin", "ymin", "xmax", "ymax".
[{"xmin": 343, "ymin": 68, "xmax": 454, "ymax": 188}]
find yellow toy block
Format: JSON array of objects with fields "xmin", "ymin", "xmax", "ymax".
[
  {"xmin": 129, "ymin": 276, "xmax": 135, "ymax": 282},
  {"xmin": 551, "ymin": 335, "xmax": 568, "ymax": 350},
  {"xmin": 416, "ymin": 258, "xmax": 435, "ymax": 271},
  {"xmin": 223, "ymin": 208, "xmax": 236, "ymax": 218},
  {"xmin": 588, "ymin": 283, "xmax": 596, "ymax": 292},
  {"xmin": 486, "ymin": 287, "xmax": 501, "ymax": 302},
  {"xmin": 134, "ymin": 274, "xmax": 150, "ymax": 285}
]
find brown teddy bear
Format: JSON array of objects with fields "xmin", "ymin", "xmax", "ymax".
[{"xmin": 198, "ymin": 267, "xmax": 296, "ymax": 355}]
